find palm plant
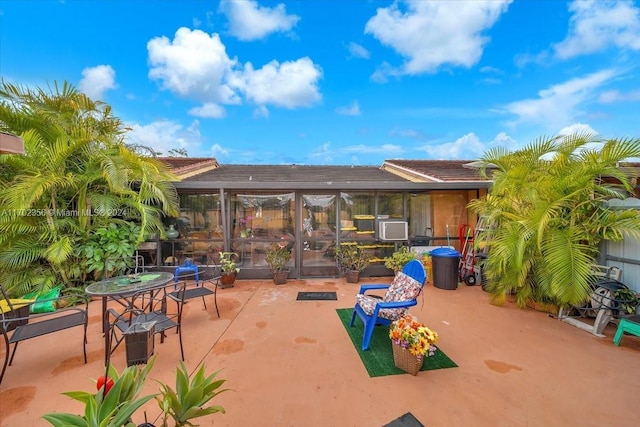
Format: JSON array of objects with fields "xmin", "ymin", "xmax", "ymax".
[
  {"xmin": 0, "ymin": 81, "xmax": 180, "ymax": 296},
  {"xmin": 469, "ymin": 132, "xmax": 640, "ymax": 308}
]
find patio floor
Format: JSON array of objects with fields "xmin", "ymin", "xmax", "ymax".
[{"xmin": 1, "ymin": 277, "xmax": 638, "ymax": 427}]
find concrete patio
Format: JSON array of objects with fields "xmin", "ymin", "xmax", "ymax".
[{"xmin": 1, "ymin": 277, "xmax": 638, "ymax": 427}]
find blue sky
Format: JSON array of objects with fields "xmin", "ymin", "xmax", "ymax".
[{"xmin": 1, "ymin": 0, "xmax": 640, "ymax": 165}]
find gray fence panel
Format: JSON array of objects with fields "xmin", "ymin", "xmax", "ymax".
[{"xmin": 604, "ymin": 198, "xmax": 640, "ymax": 292}]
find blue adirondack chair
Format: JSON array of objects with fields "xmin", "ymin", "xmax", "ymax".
[{"xmin": 350, "ymin": 259, "xmax": 427, "ymax": 350}]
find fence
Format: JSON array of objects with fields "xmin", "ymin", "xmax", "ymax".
[{"xmin": 602, "ymin": 198, "xmax": 640, "ymax": 292}]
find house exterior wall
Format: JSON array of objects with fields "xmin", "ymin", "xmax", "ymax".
[{"xmin": 148, "ymin": 188, "xmax": 484, "ymax": 279}]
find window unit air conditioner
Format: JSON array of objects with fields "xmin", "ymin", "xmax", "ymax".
[{"xmin": 377, "ymin": 221, "xmax": 408, "ymax": 241}]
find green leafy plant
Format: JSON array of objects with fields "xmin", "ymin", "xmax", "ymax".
[
  {"xmin": 217, "ymin": 251, "xmax": 240, "ymax": 274},
  {"xmin": 334, "ymin": 245, "xmax": 371, "ymax": 273},
  {"xmin": 614, "ymin": 288, "xmax": 639, "ymax": 315},
  {"xmin": 80, "ymin": 222, "xmax": 142, "ymax": 279},
  {"xmin": 42, "ymin": 358, "xmax": 157, "ymax": 427},
  {"xmin": 383, "ymin": 246, "xmax": 416, "ymax": 274},
  {"xmin": 265, "ymin": 242, "xmax": 292, "ymax": 273},
  {"xmin": 469, "ymin": 132, "xmax": 640, "ymax": 307},
  {"xmin": 0, "ymin": 81, "xmax": 179, "ymax": 296},
  {"xmin": 43, "ymin": 357, "xmax": 228, "ymax": 427},
  {"xmin": 156, "ymin": 361, "xmax": 228, "ymax": 427}
]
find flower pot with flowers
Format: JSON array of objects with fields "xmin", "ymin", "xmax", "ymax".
[
  {"xmin": 239, "ymin": 215, "xmax": 253, "ymax": 238},
  {"xmin": 389, "ymin": 314, "xmax": 439, "ymax": 375}
]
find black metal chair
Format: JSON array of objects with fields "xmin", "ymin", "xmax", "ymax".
[
  {"xmin": 169, "ymin": 263, "xmax": 221, "ymax": 318},
  {"xmin": 1, "ymin": 285, "xmax": 89, "ymax": 385},
  {"xmin": 107, "ymin": 282, "xmax": 186, "ymax": 362}
]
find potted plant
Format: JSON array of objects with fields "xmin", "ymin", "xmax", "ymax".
[
  {"xmin": 265, "ymin": 242, "xmax": 292, "ymax": 285},
  {"xmin": 43, "ymin": 357, "xmax": 228, "ymax": 427},
  {"xmin": 383, "ymin": 246, "xmax": 416, "ymax": 274},
  {"xmin": 389, "ymin": 314, "xmax": 439, "ymax": 375},
  {"xmin": 614, "ymin": 288, "xmax": 640, "ymax": 315},
  {"xmin": 334, "ymin": 245, "xmax": 371, "ymax": 283},
  {"xmin": 155, "ymin": 360, "xmax": 228, "ymax": 426},
  {"xmin": 218, "ymin": 251, "xmax": 239, "ymax": 288},
  {"xmin": 43, "ymin": 359, "xmax": 158, "ymax": 426}
]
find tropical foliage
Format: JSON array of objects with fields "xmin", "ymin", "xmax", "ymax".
[
  {"xmin": 383, "ymin": 246, "xmax": 416, "ymax": 274},
  {"xmin": 265, "ymin": 242, "xmax": 292, "ymax": 273},
  {"xmin": 43, "ymin": 358, "xmax": 157, "ymax": 427},
  {"xmin": 334, "ymin": 244, "xmax": 371, "ymax": 273},
  {"xmin": 0, "ymin": 81, "xmax": 179, "ymax": 296},
  {"xmin": 155, "ymin": 360, "xmax": 228, "ymax": 427},
  {"xmin": 469, "ymin": 133, "xmax": 640, "ymax": 308},
  {"xmin": 43, "ymin": 357, "xmax": 228, "ymax": 427}
]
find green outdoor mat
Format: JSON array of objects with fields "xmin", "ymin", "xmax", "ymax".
[{"xmin": 336, "ymin": 308, "xmax": 457, "ymax": 377}]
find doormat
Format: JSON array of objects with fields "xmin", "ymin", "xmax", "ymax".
[
  {"xmin": 336, "ymin": 308, "xmax": 457, "ymax": 377},
  {"xmin": 296, "ymin": 291, "xmax": 337, "ymax": 301},
  {"xmin": 383, "ymin": 412, "xmax": 424, "ymax": 427}
]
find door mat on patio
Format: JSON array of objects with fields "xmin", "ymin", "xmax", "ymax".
[
  {"xmin": 336, "ymin": 308, "xmax": 457, "ymax": 377},
  {"xmin": 296, "ymin": 292, "xmax": 337, "ymax": 301},
  {"xmin": 383, "ymin": 412, "xmax": 425, "ymax": 427}
]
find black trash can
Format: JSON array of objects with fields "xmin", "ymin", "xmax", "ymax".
[{"xmin": 431, "ymin": 247, "xmax": 460, "ymax": 290}]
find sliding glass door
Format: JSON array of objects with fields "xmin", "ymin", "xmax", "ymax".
[{"xmin": 299, "ymin": 194, "xmax": 338, "ymax": 277}]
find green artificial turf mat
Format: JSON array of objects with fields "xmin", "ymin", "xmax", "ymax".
[{"xmin": 336, "ymin": 308, "xmax": 458, "ymax": 377}]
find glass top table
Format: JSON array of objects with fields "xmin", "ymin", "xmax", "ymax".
[
  {"xmin": 85, "ymin": 271, "xmax": 174, "ymax": 364},
  {"xmin": 85, "ymin": 271, "xmax": 174, "ymax": 297}
]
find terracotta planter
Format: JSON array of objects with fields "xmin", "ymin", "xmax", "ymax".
[
  {"xmin": 273, "ymin": 270, "xmax": 289, "ymax": 285},
  {"xmin": 345, "ymin": 270, "xmax": 360, "ymax": 283},
  {"xmin": 220, "ymin": 272, "xmax": 237, "ymax": 288}
]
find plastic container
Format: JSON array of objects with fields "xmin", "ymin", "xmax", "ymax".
[{"xmin": 431, "ymin": 247, "xmax": 460, "ymax": 290}]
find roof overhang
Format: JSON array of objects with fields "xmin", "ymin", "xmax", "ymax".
[{"xmin": 173, "ymin": 180, "xmax": 492, "ymax": 191}]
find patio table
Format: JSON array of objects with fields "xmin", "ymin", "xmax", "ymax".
[{"xmin": 85, "ymin": 272, "xmax": 174, "ymax": 362}]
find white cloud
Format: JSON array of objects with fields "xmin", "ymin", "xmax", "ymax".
[
  {"xmin": 599, "ymin": 89, "xmax": 640, "ymax": 103},
  {"xmin": 370, "ymin": 62, "xmax": 396, "ymax": 83},
  {"xmin": 503, "ymin": 69, "xmax": 617, "ymax": 129},
  {"xmin": 554, "ymin": 0, "xmax": 640, "ymax": 59},
  {"xmin": 421, "ymin": 132, "xmax": 516, "ymax": 160},
  {"xmin": 147, "ymin": 28, "xmax": 324, "ymax": 114},
  {"xmin": 365, "ymin": 0, "xmax": 511, "ymax": 77},
  {"xmin": 342, "ymin": 143, "xmax": 404, "ymax": 155},
  {"xmin": 188, "ymin": 103, "xmax": 226, "ymax": 118},
  {"xmin": 421, "ymin": 133, "xmax": 486, "ymax": 159},
  {"xmin": 336, "ymin": 101, "xmax": 361, "ymax": 116},
  {"xmin": 309, "ymin": 142, "xmax": 334, "ymax": 163},
  {"xmin": 389, "ymin": 128, "xmax": 425, "ymax": 140},
  {"xmin": 252, "ymin": 105, "xmax": 270, "ymax": 118},
  {"xmin": 492, "ymin": 131, "xmax": 517, "ymax": 148},
  {"xmin": 78, "ymin": 65, "xmax": 116, "ymax": 100},
  {"xmin": 210, "ymin": 143, "xmax": 229, "ymax": 157},
  {"xmin": 558, "ymin": 123, "xmax": 598, "ymax": 137},
  {"xmin": 147, "ymin": 28, "xmax": 240, "ymax": 105},
  {"xmin": 479, "ymin": 66, "xmax": 502, "ymax": 74},
  {"xmin": 219, "ymin": 0, "xmax": 299, "ymax": 41},
  {"xmin": 347, "ymin": 42, "xmax": 370, "ymax": 59},
  {"xmin": 125, "ymin": 119, "xmax": 201, "ymax": 156},
  {"xmin": 234, "ymin": 57, "xmax": 322, "ymax": 108}
]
